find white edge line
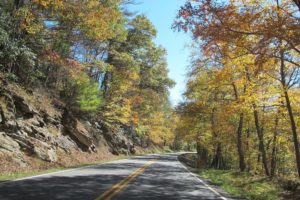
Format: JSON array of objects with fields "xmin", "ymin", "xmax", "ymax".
[
  {"xmin": 176, "ymin": 156, "xmax": 228, "ymax": 200},
  {"xmin": 0, "ymin": 157, "xmax": 133, "ymax": 185}
]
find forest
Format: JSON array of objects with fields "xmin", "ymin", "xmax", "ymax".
[
  {"xmin": 174, "ymin": 0, "xmax": 300, "ymax": 182},
  {"xmin": 0, "ymin": 0, "xmax": 175, "ymax": 147},
  {"xmin": 1, "ymin": 0, "xmax": 300, "ymax": 199}
]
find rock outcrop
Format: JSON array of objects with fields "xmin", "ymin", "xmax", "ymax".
[
  {"xmin": 0, "ymin": 83, "xmax": 140, "ymax": 169},
  {"xmin": 62, "ymin": 110, "xmax": 96, "ymax": 152}
]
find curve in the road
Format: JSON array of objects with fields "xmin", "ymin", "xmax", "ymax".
[{"xmin": 0, "ymin": 153, "xmax": 230, "ymax": 200}]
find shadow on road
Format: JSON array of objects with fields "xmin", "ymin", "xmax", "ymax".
[
  {"xmin": 0, "ymin": 154, "xmax": 223, "ymax": 200},
  {"xmin": 115, "ymin": 155, "xmax": 221, "ymax": 200}
]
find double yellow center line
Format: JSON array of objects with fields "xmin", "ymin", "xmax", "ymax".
[{"xmin": 95, "ymin": 160, "xmax": 157, "ymax": 200}]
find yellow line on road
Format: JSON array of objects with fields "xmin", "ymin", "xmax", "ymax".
[
  {"xmin": 95, "ymin": 160, "xmax": 157, "ymax": 200},
  {"xmin": 95, "ymin": 167, "xmax": 141, "ymax": 200}
]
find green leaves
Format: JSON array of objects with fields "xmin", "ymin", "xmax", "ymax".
[
  {"xmin": 75, "ymin": 74, "xmax": 102, "ymax": 112},
  {"xmin": 100, "ymin": 14, "xmax": 175, "ymax": 145},
  {"xmin": 126, "ymin": 15, "xmax": 157, "ymax": 51},
  {"xmin": 0, "ymin": 1, "xmax": 175, "ymax": 146},
  {"xmin": 175, "ymin": 0, "xmax": 300, "ymax": 178},
  {"xmin": 0, "ymin": 9, "xmax": 36, "ymax": 73}
]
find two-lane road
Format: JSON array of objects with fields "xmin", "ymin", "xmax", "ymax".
[{"xmin": 0, "ymin": 154, "xmax": 229, "ymax": 200}]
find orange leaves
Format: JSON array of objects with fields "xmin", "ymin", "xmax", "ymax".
[
  {"xmin": 65, "ymin": 59, "xmax": 85, "ymax": 78},
  {"xmin": 43, "ymin": 50, "xmax": 85, "ymax": 78},
  {"xmin": 44, "ymin": 50, "xmax": 59, "ymax": 59},
  {"xmin": 44, "ymin": 51, "xmax": 63, "ymax": 65},
  {"xmin": 132, "ymin": 112, "xmax": 139, "ymax": 125},
  {"xmin": 130, "ymin": 95, "xmax": 142, "ymax": 125},
  {"xmin": 179, "ymin": 9, "xmax": 191, "ymax": 19},
  {"xmin": 131, "ymin": 95, "xmax": 143, "ymax": 105},
  {"xmin": 176, "ymin": 0, "xmax": 300, "ymax": 177},
  {"xmin": 193, "ymin": 24, "xmax": 202, "ymax": 39}
]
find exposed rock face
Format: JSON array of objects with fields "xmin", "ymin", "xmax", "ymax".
[
  {"xmin": 0, "ymin": 132, "xmax": 22, "ymax": 156},
  {"xmin": 62, "ymin": 110, "xmax": 96, "ymax": 152},
  {"xmin": 13, "ymin": 94, "xmax": 37, "ymax": 119},
  {"xmin": 32, "ymin": 139, "xmax": 57, "ymax": 162},
  {"xmin": 0, "ymin": 84, "xmax": 140, "ymax": 168},
  {"xmin": 0, "ymin": 132, "xmax": 26, "ymax": 167},
  {"xmin": 102, "ymin": 124, "xmax": 136, "ymax": 155},
  {"xmin": 53, "ymin": 136, "xmax": 79, "ymax": 153}
]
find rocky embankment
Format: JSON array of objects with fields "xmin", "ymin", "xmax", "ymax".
[{"xmin": 0, "ymin": 82, "xmax": 141, "ymax": 173}]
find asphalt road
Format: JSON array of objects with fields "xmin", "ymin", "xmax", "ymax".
[{"xmin": 0, "ymin": 153, "xmax": 229, "ymax": 200}]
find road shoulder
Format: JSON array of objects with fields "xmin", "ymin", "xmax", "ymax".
[{"xmin": 176, "ymin": 156, "xmax": 240, "ymax": 200}]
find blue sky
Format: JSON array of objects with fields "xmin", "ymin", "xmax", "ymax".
[{"xmin": 128, "ymin": 0, "xmax": 191, "ymax": 106}]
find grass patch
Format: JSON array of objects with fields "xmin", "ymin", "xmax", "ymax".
[
  {"xmin": 0, "ymin": 155, "xmax": 128, "ymax": 182},
  {"xmin": 0, "ymin": 167, "xmax": 66, "ymax": 182},
  {"xmin": 199, "ymin": 169, "xmax": 282, "ymax": 200},
  {"xmin": 0, "ymin": 146, "xmax": 174, "ymax": 182}
]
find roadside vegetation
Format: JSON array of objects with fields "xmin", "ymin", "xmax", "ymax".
[
  {"xmin": 0, "ymin": 146, "xmax": 174, "ymax": 181},
  {"xmin": 200, "ymin": 169, "xmax": 281, "ymax": 200},
  {"xmin": 0, "ymin": 153, "xmax": 128, "ymax": 181},
  {"xmin": 0, "ymin": 0, "xmax": 176, "ymax": 176},
  {"xmin": 173, "ymin": 0, "xmax": 300, "ymax": 199},
  {"xmin": 0, "ymin": 0, "xmax": 175, "ymax": 152},
  {"xmin": 1, "ymin": 0, "xmax": 300, "ymax": 198},
  {"xmin": 174, "ymin": 0, "xmax": 300, "ymax": 179}
]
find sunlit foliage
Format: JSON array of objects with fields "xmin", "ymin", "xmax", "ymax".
[
  {"xmin": 0, "ymin": 0, "xmax": 175, "ymax": 146},
  {"xmin": 174, "ymin": 0, "xmax": 300, "ymax": 178}
]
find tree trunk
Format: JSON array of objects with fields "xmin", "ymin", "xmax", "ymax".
[
  {"xmin": 244, "ymin": 66, "xmax": 270, "ymax": 176},
  {"xmin": 14, "ymin": 0, "xmax": 25, "ymax": 9},
  {"xmin": 232, "ymin": 83, "xmax": 246, "ymax": 172},
  {"xmin": 271, "ymin": 113, "xmax": 279, "ymax": 177},
  {"xmin": 246, "ymin": 124, "xmax": 251, "ymax": 172},
  {"xmin": 196, "ymin": 142, "xmax": 209, "ymax": 167},
  {"xmin": 210, "ymin": 108, "xmax": 223, "ymax": 169},
  {"xmin": 237, "ymin": 113, "xmax": 246, "ymax": 171},
  {"xmin": 102, "ymin": 71, "xmax": 112, "ymax": 97},
  {"xmin": 292, "ymin": 0, "xmax": 300, "ymax": 11},
  {"xmin": 253, "ymin": 107, "xmax": 270, "ymax": 176},
  {"xmin": 211, "ymin": 143, "xmax": 222, "ymax": 169},
  {"xmin": 284, "ymin": 91, "xmax": 300, "ymax": 178},
  {"xmin": 279, "ymin": 51, "xmax": 300, "ymax": 178}
]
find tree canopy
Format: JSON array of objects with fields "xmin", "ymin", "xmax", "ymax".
[
  {"xmin": 174, "ymin": 0, "xmax": 300, "ymax": 179},
  {"xmin": 0, "ymin": 0, "xmax": 175, "ymax": 146}
]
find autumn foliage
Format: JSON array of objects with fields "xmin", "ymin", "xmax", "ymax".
[
  {"xmin": 174, "ymin": 0, "xmax": 300, "ymax": 179},
  {"xmin": 0, "ymin": 0, "xmax": 175, "ymax": 146}
]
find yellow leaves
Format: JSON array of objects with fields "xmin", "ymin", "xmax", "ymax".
[
  {"xmin": 15, "ymin": 7, "xmax": 43, "ymax": 35},
  {"xmin": 31, "ymin": 0, "xmax": 64, "ymax": 9},
  {"xmin": 102, "ymin": 69, "xmax": 140, "ymax": 128},
  {"xmin": 86, "ymin": 60, "xmax": 113, "ymax": 73},
  {"xmin": 177, "ymin": 0, "xmax": 300, "ymax": 177},
  {"xmin": 277, "ymin": 135, "xmax": 287, "ymax": 145},
  {"xmin": 141, "ymin": 111, "xmax": 171, "ymax": 144},
  {"xmin": 29, "ymin": 0, "xmax": 122, "ymax": 42},
  {"xmin": 110, "ymin": 68, "xmax": 139, "ymax": 97},
  {"xmin": 103, "ymin": 97, "xmax": 132, "ymax": 125},
  {"xmin": 76, "ymin": 0, "xmax": 122, "ymax": 41}
]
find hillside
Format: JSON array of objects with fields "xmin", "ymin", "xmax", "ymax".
[
  {"xmin": 0, "ymin": 0, "xmax": 175, "ymax": 176},
  {"xmin": 0, "ymin": 80, "xmax": 145, "ymax": 174}
]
